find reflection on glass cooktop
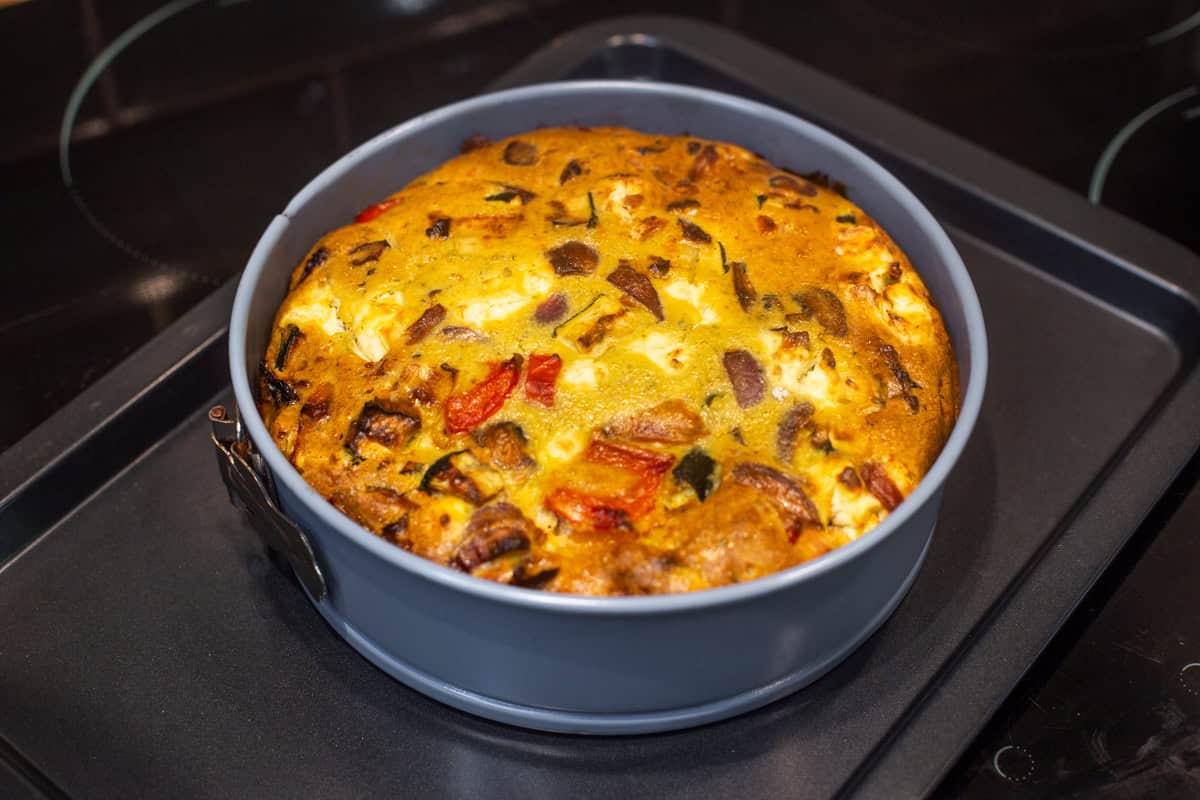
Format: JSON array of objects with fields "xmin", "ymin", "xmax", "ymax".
[
  {"xmin": 3, "ymin": 1, "xmax": 1198, "ymax": 796},
  {"xmin": 5, "ymin": 0, "xmax": 1197, "ymax": 450}
]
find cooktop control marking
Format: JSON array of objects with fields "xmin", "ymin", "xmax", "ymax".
[
  {"xmin": 1179, "ymin": 662, "xmax": 1200, "ymax": 696},
  {"xmin": 992, "ymin": 744, "xmax": 1035, "ymax": 783}
]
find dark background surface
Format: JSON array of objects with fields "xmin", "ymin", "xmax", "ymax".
[{"xmin": 2, "ymin": 1, "xmax": 1198, "ymax": 796}]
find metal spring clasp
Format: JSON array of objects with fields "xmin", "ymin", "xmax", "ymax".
[{"xmin": 209, "ymin": 405, "xmax": 327, "ymax": 601}]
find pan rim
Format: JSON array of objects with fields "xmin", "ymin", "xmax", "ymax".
[{"xmin": 229, "ymin": 78, "xmax": 987, "ymax": 615}]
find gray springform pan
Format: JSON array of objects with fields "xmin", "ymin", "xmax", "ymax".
[{"xmin": 226, "ymin": 80, "xmax": 987, "ymax": 735}]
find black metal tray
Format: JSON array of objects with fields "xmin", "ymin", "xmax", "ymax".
[{"xmin": 3, "ymin": 17, "xmax": 1199, "ymax": 799}]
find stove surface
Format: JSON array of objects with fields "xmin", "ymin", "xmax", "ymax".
[{"xmin": 2, "ymin": 2, "xmax": 1198, "ymax": 796}]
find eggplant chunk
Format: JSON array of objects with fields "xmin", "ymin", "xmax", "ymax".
[
  {"xmin": 259, "ymin": 364, "xmax": 297, "ymax": 406},
  {"xmin": 452, "ymin": 503, "xmax": 534, "ymax": 571},
  {"xmin": 606, "ymin": 263, "xmax": 664, "ymax": 320},
  {"xmin": 673, "ymin": 448, "xmax": 717, "ymax": 501},
  {"xmin": 510, "ymin": 559, "xmax": 560, "ymax": 589},
  {"xmin": 677, "ymin": 217, "xmax": 712, "ymax": 243},
  {"xmin": 722, "ymin": 350, "xmax": 766, "ymax": 408},
  {"xmin": 731, "ymin": 462, "xmax": 821, "ymax": 536},
  {"xmin": 420, "ymin": 451, "xmax": 478, "ymax": 503},
  {"xmin": 776, "ymin": 402, "xmax": 815, "ymax": 462},
  {"xmin": 474, "ymin": 421, "xmax": 536, "ymax": 471},
  {"xmin": 425, "ymin": 217, "xmax": 451, "ymax": 239},
  {"xmin": 345, "ymin": 402, "xmax": 420, "ymax": 460}
]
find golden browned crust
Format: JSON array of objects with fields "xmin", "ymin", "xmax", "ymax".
[{"xmin": 256, "ymin": 127, "xmax": 959, "ymax": 596}]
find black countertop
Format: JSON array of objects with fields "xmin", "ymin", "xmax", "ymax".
[{"xmin": 2, "ymin": 1, "xmax": 1198, "ymax": 796}]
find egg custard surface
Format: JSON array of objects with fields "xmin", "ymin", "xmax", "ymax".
[{"xmin": 257, "ymin": 126, "xmax": 959, "ymax": 595}]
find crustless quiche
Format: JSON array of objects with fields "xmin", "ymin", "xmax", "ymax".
[{"xmin": 257, "ymin": 127, "xmax": 959, "ymax": 595}]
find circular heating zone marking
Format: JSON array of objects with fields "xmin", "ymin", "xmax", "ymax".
[
  {"xmin": 992, "ymin": 744, "xmax": 1035, "ymax": 783},
  {"xmin": 1180, "ymin": 662, "xmax": 1200, "ymax": 696}
]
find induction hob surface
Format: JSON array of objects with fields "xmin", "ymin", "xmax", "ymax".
[{"xmin": 3, "ymin": 2, "xmax": 1199, "ymax": 797}]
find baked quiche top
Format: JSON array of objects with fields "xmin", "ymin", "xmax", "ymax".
[{"xmin": 257, "ymin": 126, "xmax": 959, "ymax": 596}]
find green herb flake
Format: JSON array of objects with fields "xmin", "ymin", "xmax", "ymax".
[
  {"xmin": 274, "ymin": 324, "xmax": 302, "ymax": 371},
  {"xmin": 836, "ymin": 213, "xmax": 857, "ymax": 224},
  {"xmin": 552, "ymin": 293, "xmax": 604, "ymax": 338}
]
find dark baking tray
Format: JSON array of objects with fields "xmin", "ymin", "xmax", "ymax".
[{"xmin": 2, "ymin": 17, "xmax": 1199, "ymax": 799}]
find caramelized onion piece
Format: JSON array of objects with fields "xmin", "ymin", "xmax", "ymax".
[
  {"xmin": 731, "ymin": 262, "xmax": 757, "ymax": 311},
  {"xmin": 768, "ymin": 174, "xmax": 817, "ymax": 196},
  {"xmin": 301, "ymin": 384, "xmax": 332, "ymax": 421},
  {"xmin": 259, "ymin": 364, "xmax": 297, "ymax": 406},
  {"xmin": 647, "ymin": 257, "xmax": 671, "ymax": 277},
  {"xmin": 792, "ymin": 287, "xmax": 848, "ymax": 337},
  {"xmin": 425, "ymin": 217, "xmax": 451, "ymax": 239},
  {"xmin": 877, "ymin": 342, "xmax": 922, "ymax": 413},
  {"xmin": 606, "ymin": 263, "xmax": 664, "ymax": 320},
  {"xmin": 511, "ymin": 560, "xmax": 560, "ymax": 589},
  {"xmin": 296, "ymin": 246, "xmax": 328, "ymax": 285},
  {"xmin": 776, "ymin": 402, "xmax": 814, "ymax": 462},
  {"xmin": 452, "ymin": 503, "xmax": 534, "ymax": 571},
  {"xmin": 677, "ymin": 217, "xmax": 712, "ymax": 243},
  {"xmin": 405, "ymin": 304, "xmax": 446, "ymax": 345},
  {"xmin": 838, "ymin": 467, "xmax": 861, "ymax": 490},
  {"xmin": 722, "ymin": 350, "xmax": 766, "ymax": 408},
  {"xmin": 577, "ymin": 311, "xmax": 625, "ymax": 351},
  {"xmin": 560, "ymin": 159, "xmax": 583, "ymax": 184},
  {"xmin": 439, "ymin": 325, "xmax": 487, "ymax": 342},
  {"xmin": 688, "ymin": 144, "xmax": 719, "ymax": 181},
  {"xmin": 503, "ymin": 140, "xmax": 538, "ymax": 166},
  {"xmin": 460, "ymin": 134, "xmax": 490, "ymax": 153},
  {"xmin": 534, "ymin": 292, "xmax": 568, "ymax": 324},
  {"xmin": 860, "ymin": 462, "xmax": 903, "ymax": 511},
  {"xmin": 348, "ymin": 240, "xmax": 389, "ymax": 266}
]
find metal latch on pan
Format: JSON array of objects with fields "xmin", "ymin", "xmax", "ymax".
[{"xmin": 209, "ymin": 405, "xmax": 327, "ymax": 601}]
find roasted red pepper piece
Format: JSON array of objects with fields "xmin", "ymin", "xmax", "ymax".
[
  {"xmin": 584, "ymin": 439, "xmax": 675, "ymax": 477},
  {"xmin": 860, "ymin": 462, "xmax": 904, "ymax": 511},
  {"xmin": 546, "ymin": 443, "xmax": 674, "ymax": 528},
  {"xmin": 524, "ymin": 353, "xmax": 563, "ymax": 407},
  {"xmin": 545, "ymin": 439, "xmax": 676, "ymax": 530},
  {"xmin": 355, "ymin": 197, "xmax": 403, "ymax": 223},
  {"xmin": 444, "ymin": 355, "xmax": 523, "ymax": 433},
  {"xmin": 545, "ymin": 488, "xmax": 634, "ymax": 532}
]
